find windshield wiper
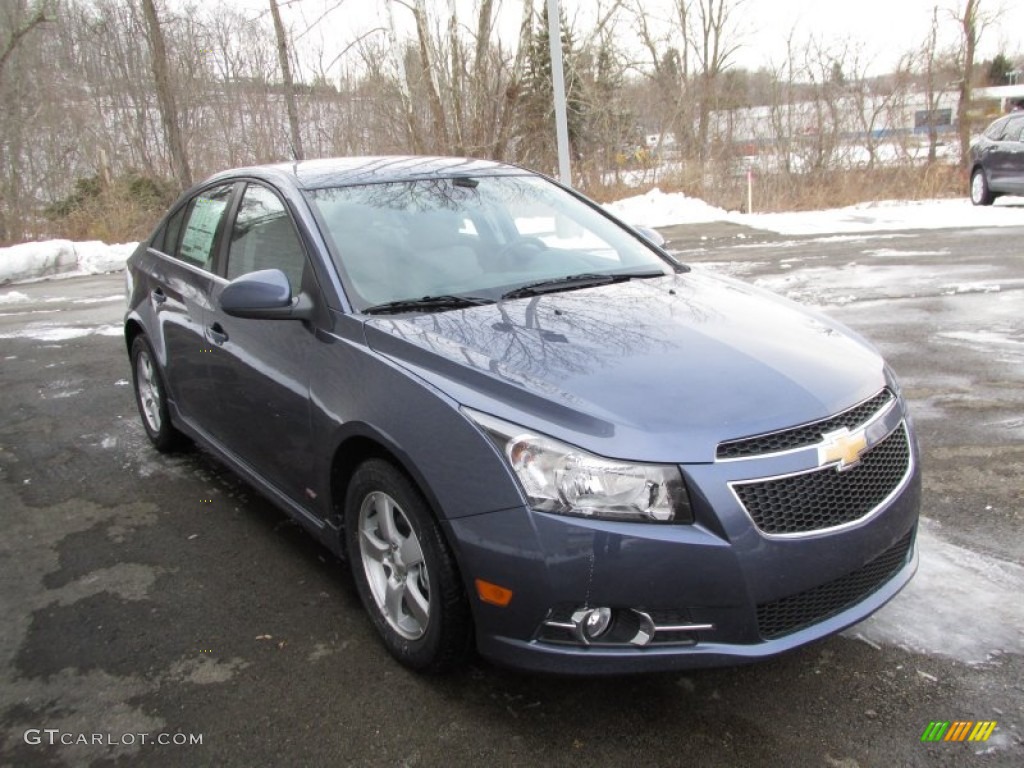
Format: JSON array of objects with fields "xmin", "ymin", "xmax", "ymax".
[
  {"xmin": 363, "ymin": 294, "xmax": 495, "ymax": 315},
  {"xmin": 500, "ymin": 271, "xmax": 666, "ymax": 300}
]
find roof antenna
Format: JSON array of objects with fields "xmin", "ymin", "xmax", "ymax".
[{"xmin": 287, "ymin": 139, "xmax": 300, "ymax": 171}]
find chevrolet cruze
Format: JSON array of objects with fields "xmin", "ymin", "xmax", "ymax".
[{"xmin": 125, "ymin": 157, "xmax": 920, "ymax": 674}]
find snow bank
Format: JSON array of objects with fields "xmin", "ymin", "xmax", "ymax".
[
  {"xmin": 603, "ymin": 187, "xmax": 731, "ymax": 228},
  {"xmin": 0, "ymin": 239, "xmax": 137, "ymax": 284},
  {"xmin": 602, "ymin": 190, "xmax": 1024, "ymax": 235},
  {"xmin": 0, "ymin": 240, "xmax": 78, "ymax": 283}
]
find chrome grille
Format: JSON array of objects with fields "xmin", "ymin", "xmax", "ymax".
[
  {"xmin": 717, "ymin": 389, "xmax": 894, "ymax": 459},
  {"xmin": 732, "ymin": 424, "xmax": 910, "ymax": 536},
  {"xmin": 757, "ymin": 529, "xmax": 914, "ymax": 639}
]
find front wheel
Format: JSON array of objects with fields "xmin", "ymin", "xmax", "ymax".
[
  {"xmin": 970, "ymin": 167, "xmax": 994, "ymax": 206},
  {"xmin": 345, "ymin": 459, "xmax": 472, "ymax": 672}
]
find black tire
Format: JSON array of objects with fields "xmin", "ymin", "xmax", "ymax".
[
  {"xmin": 970, "ymin": 167, "xmax": 995, "ymax": 206},
  {"xmin": 130, "ymin": 335, "xmax": 187, "ymax": 452},
  {"xmin": 345, "ymin": 459, "xmax": 472, "ymax": 672}
]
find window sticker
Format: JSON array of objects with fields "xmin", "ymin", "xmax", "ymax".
[{"xmin": 180, "ymin": 196, "xmax": 228, "ymax": 269}]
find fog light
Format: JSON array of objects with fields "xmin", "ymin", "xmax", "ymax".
[
  {"xmin": 585, "ymin": 607, "xmax": 612, "ymax": 638},
  {"xmin": 571, "ymin": 606, "xmax": 613, "ymax": 643}
]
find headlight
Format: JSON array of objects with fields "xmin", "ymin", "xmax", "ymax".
[{"xmin": 465, "ymin": 409, "xmax": 693, "ymax": 523}]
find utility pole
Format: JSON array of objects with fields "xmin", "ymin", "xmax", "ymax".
[{"xmin": 546, "ymin": 0, "xmax": 571, "ymax": 185}]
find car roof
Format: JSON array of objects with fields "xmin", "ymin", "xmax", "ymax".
[{"xmin": 205, "ymin": 156, "xmax": 528, "ymax": 191}]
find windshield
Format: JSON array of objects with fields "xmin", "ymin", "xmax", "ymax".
[{"xmin": 306, "ymin": 174, "xmax": 674, "ymax": 311}]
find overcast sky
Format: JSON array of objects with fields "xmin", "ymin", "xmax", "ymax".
[
  {"xmin": 241, "ymin": 0, "xmax": 1022, "ymax": 78},
  {"xmin": 726, "ymin": 0, "xmax": 1020, "ymax": 71}
]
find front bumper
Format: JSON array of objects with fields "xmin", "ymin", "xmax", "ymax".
[
  {"xmin": 446, "ymin": 411, "xmax": 921, "ymax": 675},
  {"xmin": 478, "ymin": 541, "xmax": 917, "ymax": 674}
]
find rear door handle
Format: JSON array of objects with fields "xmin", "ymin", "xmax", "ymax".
[
  {"xmin": 208, "ymin": 323, "xmax": 228, "ymax": 345},
  {"xmin": 152, "ymin": 288, "xmax": 167, "ymax": 305}
]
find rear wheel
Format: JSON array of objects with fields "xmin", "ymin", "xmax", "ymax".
[
  {"xmin": 970, "ymin": 167, "xmax": 994, "ymax": 206},
  {"xmin": 130, "ymin": 335, "xmax": 187, "ymax": 452},
  {"xmin": 345, "ymin": 459, "xmax": 471, "ymax": 672}
]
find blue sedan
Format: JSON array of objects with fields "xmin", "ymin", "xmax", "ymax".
[{"xmin": 124, "ymin": 157, "xmax": 920, "ymax": 674}]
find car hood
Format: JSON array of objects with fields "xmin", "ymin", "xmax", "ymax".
[{"xmin": 363, "ymin": 271, "xmax": 887, "ymax": 463}]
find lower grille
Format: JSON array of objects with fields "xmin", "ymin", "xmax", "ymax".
[
  {"xmin": 756, "ymin": 529, "xmax": 914, "ymax": 639},
  {"xmin": 733, "ymin": 424, "xmax": 911, "ymax": 535}
]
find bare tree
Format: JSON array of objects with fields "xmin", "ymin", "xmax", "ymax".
[
  {"xmin": 921, "ymin": 6, "xmax": 943, "ymax": 163},
  {"xmin": 399, "ymin": 0, "xmax": 449, "ymax": 152},
  {"xmin": 141, "ymin": 0, "xmax": 192, "ymax": 189},
  {"xmin": 0, "ymin": 2, "xmax": 47, "ymax": 80},
  {"xmin": 954, "ymin": 0, "xmax": 980, "ymax": 169},
  {"xmin": 692, "ymin": 0, "xmax": 745, "ymax": 159},
  {"xmin": 269, "ymin": 0, "xmax": 304, "ymax": 160},
  {"xmin": 492, "ymin": 0, "xmax": 535, "ymax": 160},
  {"xmin": 951, "ymin": 0, "xmax": 1001, "ymax": 168}
]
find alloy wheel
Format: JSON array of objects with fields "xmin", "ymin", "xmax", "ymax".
[
  {"xmin": 357, "ymin": 491, "xmax": 431, "ymax": 640},
  {"xmin": 135, "ymin": 348, "xmax": 162, "ymax": 433}
]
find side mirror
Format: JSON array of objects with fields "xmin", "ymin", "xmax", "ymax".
[
  {"xmin": 219, "ymin": 269, "xmax": 312, "ymax": 320},
  {"xmin": 634, "ymin": 225, "xmax": 666, "ymax": 248}
]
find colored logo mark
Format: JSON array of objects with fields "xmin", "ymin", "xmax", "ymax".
[
  {"xmin": 818, "ymin": 427, "xmax": 869, "ymax": 471},
  {"xmin": 921, "ymin": 721, "xmax": 997, "ymax": 742}
]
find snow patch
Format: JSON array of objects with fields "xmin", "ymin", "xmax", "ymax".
[
  {"xmin": 807, "ymin": 234, "xmax": 918, "ymax": 243},
  {"xmin": 45, "ymin": 388, "xmax": 84, "ymax": 399},
  {"xmin": 850, "ymin": 520, "xmax": 1024, "ymax": 664},
  {"xmin": 0, "ymin": 323, "xmax": 122, "ymax": 341},
  {"xmin": 0, "ymin": 290, "xmax": 30, "ymax": 304},
  {"xmin": 754, "ymin": 263, "xmax": 997, "ymax": 306},
  {"xmin": 937, "ymin": 329, "xmax": 1023, "ymax": 356},
  {"xmin": 862, "ymin": 248, "xmax": 948, "ymax": 258},
  {"xmin": 741, "ymin": 196, "xmax": 1024, "ymax": 235},
  {"xmin": 940, "ymin": 282, "xmax": 1003, "ymax": 296},
  {"xmin": 72, "ymin": 294, "xmax": 125, "ymax": 305}
]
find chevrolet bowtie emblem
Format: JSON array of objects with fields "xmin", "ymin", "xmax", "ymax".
[{"xmin": 818, "ymin": 427, "xmax": 868, "ymax": 471}]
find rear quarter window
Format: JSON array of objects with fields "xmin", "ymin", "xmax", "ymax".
[
  {"xmin": 1008, "ymin": 118, "xmax": 1024, "ymax": 142},
  {"xmin": 984, "ymin": 118, "xmax": 1007, "ymax": 140},
  {"xmin": 153, "ymin": 204, "xmax": 187, "ymax": 255}
]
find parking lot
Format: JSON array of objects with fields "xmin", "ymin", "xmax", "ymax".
[{"xmin": 1, "ymin": 222, "xmax": 1022, "ymax": 766}]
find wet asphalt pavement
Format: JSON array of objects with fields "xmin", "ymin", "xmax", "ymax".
[{"xmin": 0, "ymin": 222, "xmax": 1022, "ymax": 767}]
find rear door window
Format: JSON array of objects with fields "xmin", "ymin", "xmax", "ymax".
[{"xmin": 177, "ymin": 184, "xmax": 234, "ymax": 271}]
